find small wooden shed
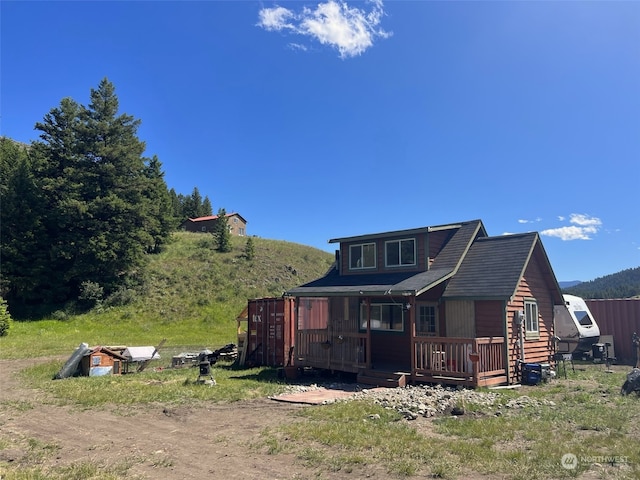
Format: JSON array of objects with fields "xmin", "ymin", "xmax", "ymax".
[{"xmin": 81, "ymin": 346, "xmax": 127, "ymax": 376}]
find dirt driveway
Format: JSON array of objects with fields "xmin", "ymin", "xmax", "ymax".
[{"xmin": 0, "ymin": 357, "xmax": 369, "ymax": 480}]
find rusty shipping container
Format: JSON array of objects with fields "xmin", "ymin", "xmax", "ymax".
[
  {"xmin": 585, "ymin": 299, "xmax": 640, "ymax": 365},
  {"xmin": 246, "ymin": 297, "xmax": 296, "ymax": 367}
]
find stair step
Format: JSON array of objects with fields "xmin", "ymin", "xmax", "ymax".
[{"xmin": 357, "ymin": 370, "xmax": 407, "ymax": 388}]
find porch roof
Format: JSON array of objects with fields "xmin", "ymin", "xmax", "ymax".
[{"xmin": 285, "ymin": 267, "xmax": 453, "ymax": 297}]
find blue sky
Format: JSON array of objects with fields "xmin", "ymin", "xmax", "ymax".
[{"xmin": 2, "ymin": 0, "xmax": 639, "ymax": 282}]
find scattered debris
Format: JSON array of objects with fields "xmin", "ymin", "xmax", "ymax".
[
  {"xmin": 621, "ymin": 368, "xmax": 640, "ymax": 395},
  {"xmin": 172, "ymin": 344, "xmax": 237, "ymax": 369},
  {"xmin": 55, "ymin": 341, "xmax": 165, "ymax": 378}
]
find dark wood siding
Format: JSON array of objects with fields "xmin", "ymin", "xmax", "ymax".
[
  {"xmin": 370, "ymin": 329, "xmax": 411, "ymax": 370},
  {"xmin": 340, "ymin": 232, "xmax": 433, "ymax": 276},
  {"xmin": 475, "ymin": 300, "xmax": 505, "ymax": 337}
]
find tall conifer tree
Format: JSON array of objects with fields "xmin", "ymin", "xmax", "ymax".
[{"xmin": 3, "ymin": 78, "xmax": 173, "ymax": 308}]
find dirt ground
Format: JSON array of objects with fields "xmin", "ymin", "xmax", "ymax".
[
  {"xmin": 0, "ymin": 358, "xmax": 401, "ymax": 479},
  {"xmin": 0, "ymin": 358, "xmax": 627, "ymax": 480}
]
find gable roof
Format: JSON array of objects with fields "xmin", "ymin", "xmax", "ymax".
[
  {"xmin": 285, "ymin": 220, "xmax": 485, "ymax": 297},
  {"xmin": 84, "ymin": 346, "xmax": 127, "ymax": 361},
  {"xmin": 442, "ymin": 232, "xmax": 563, "ymax": 303},
  {"xmin": 188, "ymin": 213, "xmax": 247, "ymax": 223}
]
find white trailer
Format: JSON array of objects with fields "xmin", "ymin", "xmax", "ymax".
[{"xmin": 554, "ymin": 294, "xmax": 600, "ymax": 354}]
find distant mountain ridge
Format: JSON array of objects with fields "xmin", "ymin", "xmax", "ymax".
[
  {"xmin": 562, "ymin": 266, "xmax": 640, "ymax": 299},
  {"xmin": 558, "ymin": 281, "xmax": 582, "ymax": 289}
]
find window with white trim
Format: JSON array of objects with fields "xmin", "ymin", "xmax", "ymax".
[
  {"xmin": 385, "ymin": 238, "xmax": 416, "ymax": 267},
  {"xmin": 417, "ymin": 304, "xmax": 438, "ymax": 336},
  {"xmin": 360, "ymin": 303, "xmax": 404, "ymax": 331},
  {"xmin": 349, "ymin": 243, "xmax": 376, "ymax": 270},
  {"xmin": 524, "ymin": 299, "xmax": 539, "ymax": 339}
]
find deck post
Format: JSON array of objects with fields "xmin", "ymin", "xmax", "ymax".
[{"xmin": 472, "ymin": 338, "xmax": 479, "ymax": 385}]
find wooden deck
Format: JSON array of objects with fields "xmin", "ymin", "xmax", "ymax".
[
  {"xmin": 412, "ymin": 336, "xmax": 507, "ymax": 387},
  {"xmin": 296, "ymin": 330, "xmax": 508, "ymax": 388}
]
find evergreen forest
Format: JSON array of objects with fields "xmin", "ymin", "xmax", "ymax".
[{"xmin": 0, "ymin": 79, "xmax": 216, "ymax": 317}]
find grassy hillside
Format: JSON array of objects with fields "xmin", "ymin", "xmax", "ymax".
[{"xmin": 0, "ymin": 233, "xmax": 334, "ymax": 359}]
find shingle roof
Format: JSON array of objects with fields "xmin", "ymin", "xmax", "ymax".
[
  {"xmin": 285, "ymin": 267, "xmax": 454, "ymax": 297},
  {"xmin": 285, "ymin": 220, "xmax": 484, "ymax": 297},
  {"xmin": 441, "ymin": 232, "xmax": 562, "ymax": 302}
]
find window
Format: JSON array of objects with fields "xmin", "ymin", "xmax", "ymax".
[
  {"xmin": 201, "ymin": 226, "xmax": 207, "ymax": 232},
  {"xmin": 524, "ymin": 299, "xmax": 539, "ymax": 339},
  {"xmin": 417, "ymin": 304, "xmax": 438, "ymax": 336},
  {"xmin": 574, "ymin": 310, "xmax": 594, "ymax": 326},
  {"xmin": 349, "ymin": 243, "xmax": 376, "ymax": 270},
  {"xmin": 385, "ymin": 238, "xmax": 416, "ymax": 267},
  {"xmin": 360, "ymin": 302, "xmax": 404, "ymax": 331},
  {"xmin": 233, "ymin": 218, "xmax": 238, "ymax": 223}
]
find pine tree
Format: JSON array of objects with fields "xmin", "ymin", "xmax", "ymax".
[
  {"xmin": 215, "ymin": 208, "xmax": 232, "ymax": 253},
  {"xmin": 142, "ymin": 155, "xmax": 174, "ymax": 253},
  {"xmin": 0, "ymin": 297, "xmax": 11, "ymax": 336},
  {"xmin": 201, "ymin": 196, "xmax": 213, "ymax": 216},
  {"xmin": 4, "ymin": 78, "xmax": 173, "ymax": 308},
  {"xmin": 244, "ymin": 236, "xmax": 255, "ymax": 260},
  {"xmin": 0, "ymin": 142, "xmax": 50, "ymax": 303}
]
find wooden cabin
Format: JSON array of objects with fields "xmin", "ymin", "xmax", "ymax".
[
  {"xmin": 181, "ymin": 213, "xmax": 247, "ymax": 236},
  {"xmin": 81, "ymin": 346, "xmax": 127, "ymax": 376},
  {"xmin": 285, "ymin": 219, "xmax": 564, "ymax": 387}
]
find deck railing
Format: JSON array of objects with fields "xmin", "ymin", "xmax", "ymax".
[
  {"xmin": 413, "ymin": 336, "xmax": 506, "ymax": 387},
  {"xmin": 296, "ymin": 331, "xmax": 507, "ymax": 386},
  {"xmin": 296, "ymin": 329, "xmax": 367, "ymax": 372}
]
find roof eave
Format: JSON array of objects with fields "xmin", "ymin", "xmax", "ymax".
[{"xmin": 328, "ymin": 222, "xmax": 465, "ymax": 244}]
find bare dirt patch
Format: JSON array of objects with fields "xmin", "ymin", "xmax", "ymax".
[{"xmin": 0, "ymin": 358, "xmax": 355, "ymax": 479}]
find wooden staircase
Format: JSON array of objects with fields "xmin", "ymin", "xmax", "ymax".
[{"xmin": 357, "ymin": 369, "xmax": 408, "ymax": 388}]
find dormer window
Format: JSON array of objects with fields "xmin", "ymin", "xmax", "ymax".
[
  {"xmin": 349, "ymin": 243, "xmax": 376, "ymax": 270},
  {"xmin": 385, "ymin": 238, "xmax": 416, "ymax": 267}
]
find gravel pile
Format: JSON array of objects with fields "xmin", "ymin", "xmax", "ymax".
[
  {"xmin": 282, "ymin": 382, "xmax": 557, "ymax": 419},
  {"xmin": 349, "ymin": 384, "xmax": 500, "ymax": 419}
]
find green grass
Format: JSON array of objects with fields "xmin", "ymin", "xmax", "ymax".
[
  {"xmin": 14, "ymin": 358, "xmax": 290, "ymax": 407},
  {"xmin": 3, "ymin": 234, "xmax": 640, "ymax": 478},
  {"xmin": 0, "ymin": 232, "xmax": 334, "ymax": 359},
  {"xmin": 263, "ymin": 365, "xmax": 640, "ymax": 479}
]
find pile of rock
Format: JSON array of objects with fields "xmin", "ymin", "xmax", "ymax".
[
  {"xmin": 280, "ymin": 381, "xmax": 556, "ymax": 420},
  {"xmin": 350, "ymin": 384, "xmax": 500, "ymax": 419}
]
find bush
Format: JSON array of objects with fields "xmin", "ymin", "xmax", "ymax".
[
  {"xmin": 78, "ymin": 280, "xmax": 104, "ymax": 309},
  {"xmin": 104, "ymin": 287, "xmax": 137, "ymax": 307},
  {"xmin": 0, "ymin": 297, "xmax": 11, "ymax": 336},
  {"xmin": 51, "ymin": 310, "xmax": 69, "ymax": 321}
]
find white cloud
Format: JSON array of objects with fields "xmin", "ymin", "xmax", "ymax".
[
  {"xmin": 257, "ymin": 0, "xmax": 391, "ymax": 59},
  {"xmin": 541, "ymin": 213, "xmax": 602, "ymax": 241},
  {"xmin": 569, "ymin": 213, "xmax": 602, "ymax": 227},
  {"xmin": 257, "ymin": 6, "xmax": 294, "ymax": 31},
  {"xmin": 518, "ymin": 217, "xmax": 541, "ymax": 224},
  {"xmin": 287, "ymin": 43, "xmax": 308, "ymax": 52}
]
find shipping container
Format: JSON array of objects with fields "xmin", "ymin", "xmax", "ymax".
[
  {"xmin": 246, "ymin": 297, "xmax": 296, "ymax": 367},
  {"xmin": 585, "ymin": 299, "xmax": 640, "ymax": 365}
]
